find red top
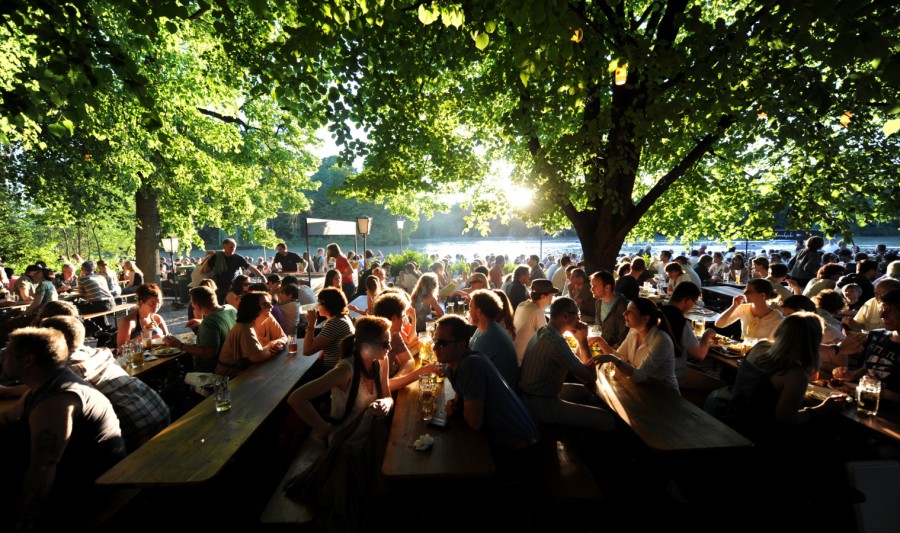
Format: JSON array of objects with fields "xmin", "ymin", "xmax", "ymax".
[{"xmin": 335, "ymin": 256, "xmax": 353, "ymax": 284}]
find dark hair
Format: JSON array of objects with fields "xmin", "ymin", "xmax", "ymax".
[
  {"xmin": 266, "ymin": 274, "xmax": 282, "ymax": 284},
  {"xmin": 631, "ymin": 257, "xmax": 647, "ymax": 271},
  {"xmin": 857, "ymin": 259, "xmax": 878, "ymax": 276},
  {"xmin": 282, "ymin": 275, "xmax": 299, "ymax": 286},
  {"xmin": 671, "ymin": 281, "xmax": 701, "ymax": 302},
  {"xmin": 231, "ymin": 275, "xmax": 249, "ymax": 295},
  {"xmin": 752, "ymin": 256, "xmax": 769, "ymax": 269},
  {"xmin": 617, "ymin": 264, "xmax": 631, "ymax": 278},
  {"xmin": 492, "ymin": 289, "xmax": 516, "ymax": 340},
  {"xmin": 318, "ymin": 287, "xmax": 348, "ymax": 316},
  {"xmin": 591, "ymin": 271, "xmax": 615, "ymax": 290},
  {"xmin": 806, "ymin": 236, "xmax": 825, "ymax": 250},
  {"xmin": 549, "ymin": 297, "xmax": 579, "ymax": 320},
  {"xmin": 136, "ymin": 283, "xmax": 162, "ymax": 304},
  {"xmin": 815, "ymin": 289, "xmax": 846, "ymax": 315},
  {"xmin": 326, "ymin": 243, "xmax": 343, "ymax": 259},
  {"xmin": 570, "ymin": 268, "xmax": 589, "ymax": 283},
  {"xmin": 529, "ymin": 255, "xmax": 540, "ymax": 263},
  {"xmin": 436, "ymin": 314, "xmax": 476, "ymax": 342},
  {"xmin": 631, "ymin": 297, "xmax": 660, "ymax": 326},
  {"xmin": 746, "ymin": 278, "xmax": 775, "ymax": 298},
  {"xmin": 770, "ymin": 263, "xmax": 788, "ymax": 278},
  {"xmin": 41, "ymin": 315, "xmax": 84, "ymax": 353},
  {"xmin": 339, "ymin": 315, "xmax": 391, "ymax": 361},
  {"xmin": 324, "ymin": 270, "xmax": 341, "ymax": 288},
  {"xmin": 470, "ymin": 289, "xmax": 502, "ymax": 320},
  {"xmin": 372, "ymin": 292, "xmax": 407, "ymax": 320},
  {"xmin": 731, "ymin": 254, "xmax": 746, "ymax": 268},
  {"xmin": 817, "ymin": 263, "xmax": 845, "ymax": 279},
  {"xmin": 190, "ymin": 286, "xmax": 218, "ymax": 309},
  {"xmin": 248, "ymin": 282, "xmax": 268, "ymax": 292},
  {"xmin": 514, "ymin": 265, "xmax": 530, "ymax": 281},
  {"xmin": 8, "ymin": 327, "xmax": 68, "ymax": 367},
  {"xmin": 782, "ymin": 295, "xmax": 816, "ymax": 313},
  {"xmin": 664, "ymin": 262, "xmax": 683, "ymax": 274},
  {"xmin": 199, "ymin": 278, "xmax": 218, "ymax": 291},
  {"xmin": 280, "ymin": 283, "xmax": 300, "ymax": 301},
  {"xmin": 236, "ymin": 291, "xmax": 270, "ymax": 323},
  {"xmin": 560, "ymin": 256, "xmax": 572, "ymax": 267}
]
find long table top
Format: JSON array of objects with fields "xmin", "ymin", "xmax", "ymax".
[
  {"xmin": 97, "ymin": 350, "xmax": 316, "ymax": 487},
  {"xmin": 702, "ymin": 285, "xmax": 744, "ymax": 299},
  {"xmin": 382, "ymin": 380, "xmax": 495, "ymax": 479},
  {"xmin": 595, "ymin": 369, "xmax": 752, "ymax": 453}
]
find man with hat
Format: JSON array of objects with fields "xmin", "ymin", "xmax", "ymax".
[{"xmin": 512, "ymin": 278, "xmax": 558, "ymax": 365}]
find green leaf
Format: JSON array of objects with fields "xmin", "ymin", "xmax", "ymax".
[{"xmin": 884, "ymin": 119, "xmax": 900, "ymax": 136}]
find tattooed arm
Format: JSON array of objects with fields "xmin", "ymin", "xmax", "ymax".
[{"xmin": 18, "ymin": 394, "xmax": 78, "ymax": 530}]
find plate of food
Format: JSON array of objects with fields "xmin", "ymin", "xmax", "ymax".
[
  {"xmin": 151, "ymin": 346, "xmax": 183, "ymax": 358},
  {"xmin": 688, "ymin": 307, "xmax": 717, "ymax": 317}
]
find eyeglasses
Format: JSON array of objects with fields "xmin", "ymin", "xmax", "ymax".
[{"xmin": 433, "ymin": 338, "xmax": 461, "ymax": 349}]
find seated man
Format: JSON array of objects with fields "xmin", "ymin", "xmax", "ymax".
[
  {"xmin": 513, "ymin": 279, "xmax": 557, "ymax": 366},
  {"xmin": 436, "ymin": 315, "xmax": 539, "ymax": 450},
  {"xmin": 0, "ymin": 327, "xmax": 125, "ymax": 530},
  {"xmin": 551, "ymin": 255, "xmax": 572, "ymax": 292},
  {"xmin": 843, "ymin": 278, "xmax": 900, "ymax": 332},
  {"xmin": 504, "ymin": 265, "xmax": 531, "ymax": 312},
  {"xmin": 468, "ymin": 290, "xmax": 519, "ymax": 389},
  {"xmin": 590, "ymin": 271, "xmax": 629, "ymax": 348},
  {"xmin": 75, "ymin": 260, "xmax": 114, "ymax": 329},
  {"xmin": 527, "ymin": 255, "xmax": 546, "ymax": 281},
  {"xmin": 664, "ymin": 262, "xmax": 692, "ymax": 294},
  {"xmin": 767, "ymin": 263, "xmax": 801, "ymax": 305},
  {"xmin": 519, "ymin": 298, "xmax": 614, "ymax": 431},
  {"xmin": 674, "ymin": 256, "xmax": 703, "ymax": 288},
  {"xmin": 13, "ymin": 265, "xmax": 39, "ymax": 302},
  {"xmin": 662, "ymin": 282, "xmax": 723, "ymax": 392},
  {"xmin": 694, "ymin": 254, "xmax": 713, "ymax": 284},
  {"xmin": 42, "ymin": 315, "xmax": 170, "ymax": 452},
  {"xmin": 167, "ymin": 286, "xmax": 237, "ymax": 373}
]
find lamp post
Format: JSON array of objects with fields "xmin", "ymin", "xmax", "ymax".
[
  {"xmin": 357, "ymin": 216, "xmax": 372, "ymax": 271},
  {"xmin": 161, "ymin": 236, "xmax": 179, "ymax": 284},
  {"xmin": 396, "ymin": 218, "xmax": 404, "ymax": 253}
]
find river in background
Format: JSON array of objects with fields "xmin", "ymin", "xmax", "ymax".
[{"xmin": 184, "ymin": 235, "xmax": 900, "ymax": 261}]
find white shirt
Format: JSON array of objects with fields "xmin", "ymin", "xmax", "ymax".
[{"xmin": 513, "ymin": 300, "xmax": 547, "ymax": 366}]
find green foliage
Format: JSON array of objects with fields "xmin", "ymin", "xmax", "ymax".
[{"xmin": 382, "ymin": 250, "xmax": 430, "ymax": 277}]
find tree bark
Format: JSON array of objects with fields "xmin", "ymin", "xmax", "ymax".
[{"xmin": 135, "ymin": 181, "xmax": 160, "ymax": 284}]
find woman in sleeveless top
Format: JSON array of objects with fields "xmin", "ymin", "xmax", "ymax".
[{"xmin": 116, "ymin": 283, "xmax": 169, "ymax": 353}]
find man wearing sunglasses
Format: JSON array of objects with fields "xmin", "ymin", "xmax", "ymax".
[
  {"xmin": 434, "ymin": 315, "xmax": 538, "ymax": 450},
  {"xmin": 519, "ymin": 298, "xmax": 613, "ymax": 431}
]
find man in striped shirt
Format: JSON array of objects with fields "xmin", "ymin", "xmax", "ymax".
[
  {"xmin": 519, "ymin": 297, "xmax": 614, "ymax": 431},
  {"xmin": 76, "ymin": 261, "xmax": 114, "ymax": 328}
]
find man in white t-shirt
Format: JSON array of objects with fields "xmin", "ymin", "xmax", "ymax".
[{"xmin": 512, "ymin": 279, "xmax": 557, "ymax": 365}]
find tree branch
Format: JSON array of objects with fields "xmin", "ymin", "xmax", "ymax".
[
  {"xmin": 196, "ymin": 107, "xmax": 258, "ymax": 131},
  {"xmin": 630, "ymin": 114, "xmax": 736, "ymax": 224}
]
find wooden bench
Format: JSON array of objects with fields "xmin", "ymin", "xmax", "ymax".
[
  {"xmin": 83, "ymin": 302, "xmax": 135, "ymax": 322},
  {"xmin": 540, "ymin": 435, "xmax": 602, "ymax": 504},
  {"xmin": 260, "ymin": 435, "xmax": 324, "ymax": 526}
]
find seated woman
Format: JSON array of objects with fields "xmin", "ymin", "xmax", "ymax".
[
  {"xmin": 493, "ymin": 288, "xmax": 517, "ymax": 340},
  {"xmin": 595, "ymin": 297, "xmax": 680, "ymax": 394},
  {"xmin": 348, "ymin": 275, "xmax": 382, "ymax": 316},
  {"xmin": 116, "ymin": 283, "xmax": 169, "ymax": 353},
  {"xmin": 285, "ymin": 316, "xmax": 393, "ymax": 531},
  {"xmin": 322, "ymin": 269, "xmax": 342, "ymax": 292},
  {"xmin": 727, "ymin": 313, "xmax": 845, "ymax": 442},
  {"xmin": 96, "ymin": 260, "xmax": 121, "ymax": 297},
  {"xmin": 708, "ymin": 252, "xmax": 727, "ymax": 281},
  {"xmin": 303, "ymin": 287, "xmax": 355, "ymax": 376},
  {"xmin": 801, "ymin": 263, "xmax": 845, "ymax": 299},
  {"xmin": 715, "ymin": 278, "xmax": 783, "ymax": 342},
  {"xmin": 410, "ymin": 273, "xmax": 444, "ymax": 333},
  {"xmin": 397, "ymin": 262, "xmax": 420, "ymax": 293},
  {"xmin": 451, "ymin": 272, "xmax": 488, "ymax": 300},
  {"xmin": 216, "ymin": 291, "xmax": 285, "ymax": 376},
  {"xmin": 226, "ymin": 275, "xmax": 250, "ymax": 309},
  {"xmin": 121, "ymin": 260, "xmax": 145, "ymax": 295},
  {"xmin": 813, "ymin": 289, "xmax": 847, "ymax": 344},
  {"xmin": 726, "ymin": 253, "xmax": 749, "ymax": 284}
]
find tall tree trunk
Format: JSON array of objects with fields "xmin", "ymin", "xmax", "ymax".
[
  {"xmin": 135, "ymin": 182, "xmax": 160, "ymax": 284},
  {"xmin": 91, "ymin": 225, "xmax": 103, "ymax": 259}
]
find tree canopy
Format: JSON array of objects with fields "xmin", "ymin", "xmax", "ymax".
[{"xmin": 3, "ymin": 1, "xmax": 899, "ymax": 273}]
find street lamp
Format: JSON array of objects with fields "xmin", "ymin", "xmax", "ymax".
[
  {"xmin": 396, "ymin": 218, "xmax": 404, "ymax": 253},
  {"xmin": 357, "ymin": 216, "xmax": 372, "ymax": 270},
  {"xmin": 161, "ymin": 236, "xmax": 179, "ymax": 283}
]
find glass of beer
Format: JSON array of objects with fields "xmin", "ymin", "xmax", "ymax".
[
  {"xmin": 693, "ymin": 319, "xmax": 706, "ymax": 337},
  {"xmin": 288, "ymin": 335, "xmax": 298, "ymax": 355},
  {"xmin": 214, "ymin": 376, "xmax": 232, "ymax": 412},
  {"xmin": 857, "ymin": 374, "xmax": 882, "ymax": 416}
]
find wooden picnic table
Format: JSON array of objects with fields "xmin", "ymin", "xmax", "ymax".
[
  {"xmin": 807, "ymin": 383, "xmax": 900, "ymax": 443},
  {"xmin": 594, "ymin": 369, "xmax": 752, "ymax": 453},
  {"xmin": 382, "ymin": 379, "xmax": 495, "ymax": 479},
  {"xmin": 0, "ymin": 300, "xmax": 29, "ymax": 311},
  {"xmin": 97, "ymin": 349, "xmax": 317, "ymax": 487}
]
